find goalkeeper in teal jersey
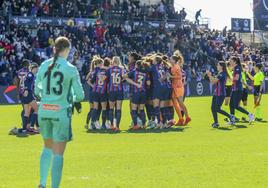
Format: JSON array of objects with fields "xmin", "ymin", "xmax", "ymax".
[{"xmin": 35, "ymin": 37, "xmax": 84, "ymax": 188}]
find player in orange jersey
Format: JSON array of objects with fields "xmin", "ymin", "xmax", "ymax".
[{"xmin": 170, "ymin": 53, "xmax": 191, "ymax": 126}]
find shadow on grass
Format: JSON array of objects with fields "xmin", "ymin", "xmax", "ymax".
[
  {"xmin": 233, "ymin": 124, "xmax": 248, "ymax": 128},
  {"xmin": 124, "ymin": 127, "xmax": 184, "ymax": 134},
  {"xmin": 86, "ymin": 127, "xmax": 185, "ymax": 134},
  {"xmin": 217, "ymin": 127, "xmax": 233, "ymax": 131},
  {"xmin": 86, "ymin": 129, "xmax": 121, "ymax": 134},
  {"xmin": 15, "ymin": 134, "xmax": 29, "ymax": 138},
  {"xmin": 215, "ymin": 124, "xmax": 248, "ymax": 131},
  {"xmin": 256, "ymin": 120, "xmax": 268, "ymax": 123}
]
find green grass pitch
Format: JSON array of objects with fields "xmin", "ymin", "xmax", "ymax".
[{"xmin": 0, "ymin": 95, "xmax": 268, "ymax": 188}]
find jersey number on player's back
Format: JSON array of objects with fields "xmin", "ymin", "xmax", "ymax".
[
  {"xmin": 137, "ymin": 75, "xmax": 144, "ymax": 85},
  {"xmin": 44, "ymin": 71, "xmax": 64, "ymax": 95},
  {"xmin": 97, "ymin": 74, "xmax": 106, "ymax": 86},
  {"xmin": 111, "ymin": 72, "xmax": 121, "ymax": 85}
]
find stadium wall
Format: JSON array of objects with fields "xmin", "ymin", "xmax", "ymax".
[{"xmin": 1, "ymin": 80, "xmax": 268, "ymax": 105}]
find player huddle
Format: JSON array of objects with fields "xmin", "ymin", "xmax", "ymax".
[{"xmin": 85, "ymin": 50, "xmax": 191, "ymax": 131}]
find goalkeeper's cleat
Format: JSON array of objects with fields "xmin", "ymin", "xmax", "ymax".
[{"xmin": 38, "ymin": 184, "xmax": 45, "ymax": 188}]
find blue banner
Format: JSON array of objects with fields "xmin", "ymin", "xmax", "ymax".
[
  {"xmin": 231, "ymin": 18, "xmax": 251, "ymax": 33},
  {"xmin": 11, "ymin": 16, "xmax": 96, "ymax": 27}
]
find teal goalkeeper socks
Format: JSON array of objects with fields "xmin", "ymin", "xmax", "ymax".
[
  {"xmin": 51, "ymin": 154, "xmax": 64, "ymax": 188},
  {"xmin": 40, "ymin": 147, "xmax": 52, "ymax": 186}
]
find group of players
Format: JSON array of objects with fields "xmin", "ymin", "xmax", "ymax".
[
  {"xmin": 206, "ymin": 56, "xmax": 265, "ymax": 128},
  {"xmin": 9, "ymin": 60, "xmax": 40, "ymax": 135},
  {"xmin": 85, "ymin": 50, "xmax": 191, "ymax": 131},
  {"xmin": 9, "ymin": 50, "xmax": 266, "ymax": 135}
]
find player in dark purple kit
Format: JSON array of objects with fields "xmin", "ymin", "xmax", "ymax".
[
  {"xmin": 146, "ymin": 56, "xmax": 168, "ymax": 128},
  {"xmin": 10, "ymin": 62, "xmax": 39, "ymax": 135},
  {"xmin": 106, "ymin": 56, "xmax": 140, "ymax": 131},
  {"xmin": 106, "ymin": 56, "xmax": 125, "ymax": 131},
  {"xmin": 85, "ymin": 64, "xmax": 94, "ymax": 129},
  {"xmin": 162, "ymin": 59, "xmax": 175, "ymax": 127},
  {"xmin": 125, "ymin": 60, "xmax": 149, "ymax": 130},
  {"xmin": 206, "ymin": 62, "xmax": 235, "ymax": 128},
  {"xmin": 24, "ymin": 63, "xmax": 39, "ymax": 132},
  {"xmin": 229, "ymin": 57, "xmax": 254, "ymax": 124},
  {"xmin": 90, "ymin": 58, "xmax": 109, "ymax": 130},
  {"xmin": 10, "ymin": 60, "xmax": 30, "ymax": 135}
]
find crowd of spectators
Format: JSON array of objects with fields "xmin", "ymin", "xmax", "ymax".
[
  {"xmin": 1, "ymin": 0, "xmax": 179, "ymax": 21},
  {"xmin": 0, "ymin": 2, "xmax": 268, "ymax": 86},
  {"xmin": 1, "ymin": 0, "xmax": 103, "ymax": 18}
]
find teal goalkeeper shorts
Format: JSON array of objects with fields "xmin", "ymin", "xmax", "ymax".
[{"xmin": 38, "ymin": 104, "xmax": 73, "ymax": 142}]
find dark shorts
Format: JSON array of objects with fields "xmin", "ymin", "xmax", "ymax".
[
  {"xmin": 146, "ymin": 88, "xmax": 153, "ymax": 101},
  {"xmin": 88, "ymin": 90, "xmax": 94, "ymax": 103},
  {"xmin": 225, "ymin": 86, "xmax": 232, "ymax": 97},
  {"xmin": 153, "ymin": 86, "xmax": 172, "ymax": 101},
  {"xmin": 92, "ymin": 92, "xmax": 108, "ymax": 103},
  {"xmin": 241, "ymin": 88, "xmax": 248, "ymax": 102},
  {"xmin": 20, "ymin": 93, "xmax": 35, "ymax": 104},
  {"xmin": 108, "ymin": 91, "xmax": 124, "ymax": 102},
  {"xmin": 132, "ymin": 92, "xmax": 147, "ymax": 104},
  {"xmin": 254, "ymin": 86, "xmax": 261, "ymax": 96}
]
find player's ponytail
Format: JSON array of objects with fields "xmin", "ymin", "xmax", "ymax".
[
  {"xmin": 48, "ymin": 49, "xmax": 59, "ymax": 72},
  {"xmin": 48, "ymin": 36, "xmax": 71, "ymax": 72}
]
